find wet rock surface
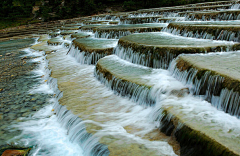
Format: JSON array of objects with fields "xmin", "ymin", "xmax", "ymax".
[
  {"xmin": 0, "ymin": 39, "xmax": 52, "ymax": 145},
  {"xmin": 1, "ymin": 0, "xmax": 240, "ymax": 155}
]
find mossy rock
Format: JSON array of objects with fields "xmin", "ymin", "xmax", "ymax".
[
  {"xmin": 72, "ymin": 38, "xmax": 117, "ymax": 54},
  {"xmin": 159, "ymin": 108, "xmax": 239, "ymax": 156},
  {"xmin": 175, "ymin": 53, "xmax": 240, "ymax": 117},
  {"xmin": 60, "ymin": 31, "xmax": 78, "ymax": 36},
  {"xmin": 187, "ymin": 10, "xmax": 240, "ymax": 20},
  {"xmin": 47, "ymin": 38, "xmax": 63, "ymax": 45},
  {"xmin": 71, "ymin": 32, "xmax": 93, "ymax": 39},
  {"xmin": 117, "ymin": 32, "xmax": 240, "ymax": 68},
  {"xmin": 0, "ymin": 145, "xmax": 32, "ymax": 156}
]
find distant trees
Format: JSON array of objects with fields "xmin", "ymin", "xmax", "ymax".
[
  {"xmin": 0, "ymin": 0, "xmax": 36, "ymax": 21},
  {"xmin": 0, "ymin": 0, "xmax": 224, "ymax": 22}
]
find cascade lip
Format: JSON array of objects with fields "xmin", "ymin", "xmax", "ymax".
[
  {"xmin": 133, "ymin": 4, "xmax": 232, "ymax": 14},
  {"xmin": 47, "ymin": 37, "xmax": 64, "ymax": 45},
  {"xmin": 96, "ymin": 55, "xmax": 240, "ymax": 156},
  {"xmin": 176, "ymin": 52, "xmax": 240, "ymax": 91},
  {"xmin": 60, "ymin": 30, "xmax": 78, "ymax": 35},
  {"xmin": 157, "ymin": 17, "xmax": 185, "ymax": 21},
  {"xmin": 47, "ymin": 49, "xmax": 178, "ymax": 156},
  {"xmin": 83, "ymin": 20, "xmax": 119, "ymax": 25},
  {"xmin": 80, "ymin": 24, "xmax": 113, "ymax": 31},
  {"xmin": 72, "ymin": 38, "xmax": 118, "ymax": 53},
  {"xmin": 60, "ymin": 26, "xmax": 81, "ymax": 30},
  {"xmin": 119, "ymin": 32, "xmax": 239, "ymax": 48},
  {"xmin": 71, "ymin": 32, "xmax": 93, "ymax": 39},
  {"xmin": 95, "ymin": 23, "xmax": 168, "ymax": 31},
  {"xmin": 183, "ymin": 9, "xmax": 240, "ymax": 16},
  {"xmin": 96, "ymin": 55, "xmax": 186, "ymax": 91},
  {"xmin": 123, "ymin": 15, "xmax": 164, "ymax": 19},
  {"xmin": 170, "ymin": 20, "xmax": 240, "ymax": 26}
]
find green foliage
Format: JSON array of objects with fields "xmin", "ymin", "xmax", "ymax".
[{"xmin": 0, "ymin": 0, "xmax": 228, "ymax": 29}]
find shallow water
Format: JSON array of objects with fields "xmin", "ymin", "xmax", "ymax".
[
  {"xmin": 0, "ymin": 39, "xmax": 51, "ymax": 145},
  {"xmin": 47, "ymin": 44, "xmax": 179, "ymax": 156}
]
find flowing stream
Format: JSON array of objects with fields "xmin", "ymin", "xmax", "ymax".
[{"xmin": 1, "ymin": 1, "xmax": 240, "ymax": 156}]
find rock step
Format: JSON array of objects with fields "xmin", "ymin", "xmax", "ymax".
[
  {"xmin": 71, "ymin": 32, "xmax": 93, "ymax": 39},
  {"xmin": 164, "ymin": 21, "xmax": 240, "ymax": 42},
  {"xmin": 130, "ymin": 4, "xmax": 232, "ymax": 16},
  {"xmin": 94, "ymin": 23, "xmax": 168, "ymax": 39},
  {"xmin": 95, "ymin": 55, "xmax": 240, "ymax": 156},
  {"xmin": 172, "ymin": 52, "xmax": 240, "ymax": 117},
  {"xmin": 115, "ymin": 32, "xmax": 240, "ymax": 69},
  {"xmin": 120, "ymin": 16, "xmax": 163, "ymax": 24},
  {"xmin": 95, "ymin": 55, "xmax": 186, "ymax": 105},
  {"xmin": 82, "ymin": 20, "xmax": 115, "ymax": 25},
  {"xmin": 60, "ymin": 30, "xmax": 78, "ymax": 36},
  {"xmin": 157, "ymin": 17, "xmax": 185, "ymax": 23},
  {"xmin": 181, "ymin": 10, "xmax": 240, "ymax": 21},
  {"xmin": 49, "ymin": 32, "xmax": 60, "ymax": 38},
  {"xmin": 80, "ymin": 24, "xmax": 112, "ymax": 32},
  {"xmin": 60, "ymin": 26, "xmax": 81, "ymax": 30},
  {"xmin": 47, "ymin": 37, "xmax": 64, "ymax": 45},
  {"xmin": 48, "ymin": 50, "xmax": 179, "ymax": 156},
  {"xmin": 69, "ymin": 38, "xmax": 118, "ymax": 64},
  {"xmin": 31, "ymin": 34, "xmax": 62, "ymax": 53}
]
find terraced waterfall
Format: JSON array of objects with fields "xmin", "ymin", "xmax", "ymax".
[{"xmin": 1, "ymin": 1, "xmax": 240, "ymax": 156}]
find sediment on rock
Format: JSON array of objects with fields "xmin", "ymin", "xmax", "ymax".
[
  {"xmin": 157, "ymin": 109, "xmax": 239, "ymax": 156},
  {"xmin": 129, "ymin": 4, "xmax": 232, "ymax": 17},
  {"xmin": 69, "ymin": 38, "xmax": 117, "ymax": 64},
  {"xmin": 94, "ymin": 24, "xmax": 167, "ymax": 39},
  {"xmin": 47, "ymin": 38, "xmax": 63, "ymax": 45},
  {"xmin": 95, "ymin": 56, "xmax": 240, "ymax": 156},
  {"xmin": 181, "ymin": 10, "xmax": 240, "ymax": 21},
  {"xmin": 120, "ymin": 16, "xmax": 163, "ymax": 24},
  {"xmin": 169, "ymin": 54, "xmax": 240, "ymax": 117},
  {"xmin": 68, "ymin": 45, "xmax": 109, "ymax": 65},
  {"xmin": 95, "ymin": 55, "xmax": 188, "ymax": 106},
  {"xmin": 95, "ymin": 63, "xmax": 154, "ymax": 106},
  {"xmin": 164, "ymin": 23, "xmax": 240, "ymax": 42},
  {"xmin": 115, "ymin": 32, "xmax": 240, "ymax": 69}
]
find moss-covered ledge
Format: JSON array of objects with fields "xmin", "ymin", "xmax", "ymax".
[
  {"xmin": 174, "ymin": 53, "xmax": 240, "ymax": 117},
  {"xmin": 72, "ymin": 38, "xmax": 117, "ymax": 54},
  {"xmin": 116, "ymin": 32, "xmax": 240, "ymax": 68},
  {"xmin": 94, "ymin": 23, "xmax": 167, "ymax": 39},
  {"xmin": 185, "ymin": 10, "xmax": 240, "ymax": 20},
  {"xmin": 47, "ymin": 38, "xmax": 63, "ymax": 45},
  {"xmin": 160, "ymin": 108, "xmax": 239, "ymax": 156},
  {"xmin": 120, "ymin": 16, "xmax": 163, "ymax": 24},
  {"xmin": 69, "ymin": 38, "xmax": 118, "ymax": 64},
  {"xmin": 95, "ymin": 55, "xmax": 240, "ymax": 156},
  {"xmin": 95, "ymin": 55, "xmax": 187, "ymax": 106},
  {"xmin": 95, "ymin": 55, "xmax": 155, "ymax": 106},
  {"xmin": 167, "ymin": 22, "xmax": 240, "ymax": 41}
]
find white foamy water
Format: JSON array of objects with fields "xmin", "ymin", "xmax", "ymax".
[
  {"xmin": 9, "ymin": 39, "xmax": 85, "ymax": 156},
  {"xmin": 21, "ymin": 47, "xmax": 54, "ymax": 94},
  {"xmin": 12, "ymin": 102, "xmax": 84, "ymax": 156},
  {"xmin": 48, "ymin": 45, "xmax": 178, "ymax": 156}
]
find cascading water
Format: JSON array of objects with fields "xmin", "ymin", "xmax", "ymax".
[
  {"xmin": 68, "ymin": 45, "xmax": 108, "ymax": 65},
  {"xmin": 94, "ymin": 30, "xmax": 132, "ymax": 39},
  {"xmin": 113, "ymin": 44, "xmax": 176, "ymax": 69},
  {"xmin": 229, "ymin": 3, "xmax": 240, "ymax": 10},
  {"xmin": 168, "ymin": 56, "xmax": 240, "ymax": 118},
  {"xmin": 46, "ymin": 43, "xmax": 179, "ymax": 156},
  {"xmin": 2, "ymin": 0, "xmax": 240, "ymax": 155},
  {"xmin": 162, "ymin": 26, "xmax": 240, "ymax": 42}
]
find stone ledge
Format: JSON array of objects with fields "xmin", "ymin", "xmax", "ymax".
[
  {"xmin": 95, "ymin": 55, "xmax": 240, "ymax": 156},
  {"xmin": 116, "ymin": 32, "xmax": 240, "ymax": 68}
]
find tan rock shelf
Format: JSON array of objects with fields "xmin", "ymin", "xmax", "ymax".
[{"xmin": 115, "ymin": 32, "xmax": 240, "ymax": 68}]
